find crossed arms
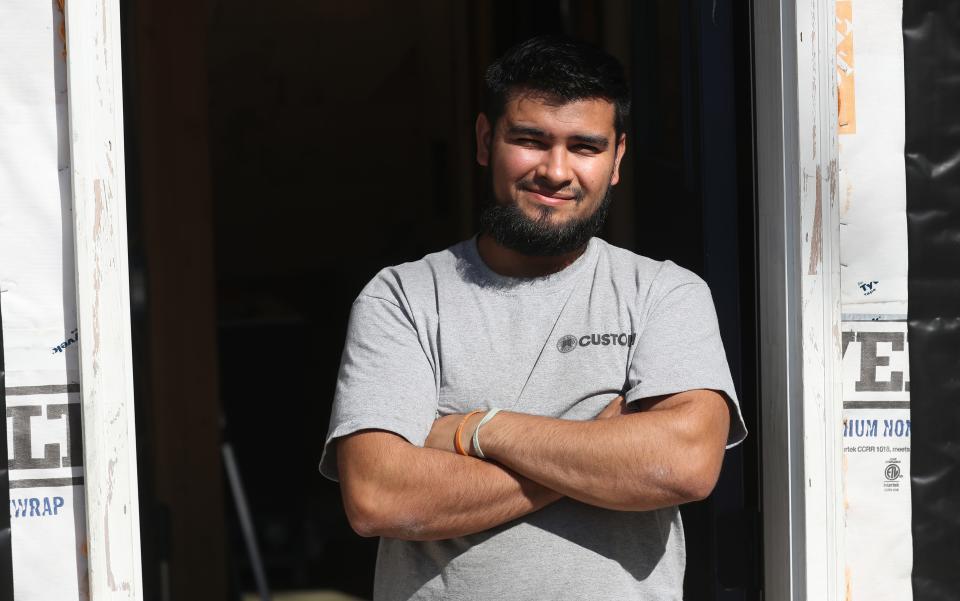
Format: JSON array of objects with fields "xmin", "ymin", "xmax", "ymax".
[{"xmin": 336, "ymin": 389, "xmax": 731, "ymax": 541}]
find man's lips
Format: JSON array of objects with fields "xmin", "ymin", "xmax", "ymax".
[{"xmin": 522, "ymin": 189, "xmax": 578, "ymax": 206}]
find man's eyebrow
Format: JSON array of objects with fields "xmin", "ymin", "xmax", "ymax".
[
  {"xmin": 506, "ymin": 125, "xmax": 549, "ymax": 138},
  {"xmin": 569, "ymin": 134, "xmax": 609, "ymax": 149}
]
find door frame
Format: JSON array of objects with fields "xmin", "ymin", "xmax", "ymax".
[
  {"xmin": 64, "ymin": 0, "xmax": 144, "ymax": 598},
  {"xmin": 753, "ymin": 0, "xmax": 845, "ymax": 599},
  {"xmin": 59, "ymin": 0, "xmax": 849, "ymax": 598}
]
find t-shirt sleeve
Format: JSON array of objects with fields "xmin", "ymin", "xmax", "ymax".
[
  {"xmin": 319, "ymin": 293, "xmax": 439, "ymax": 481},
  {"xmin": 624, "ymin": 279, "xmax": 747, "ymax": 448}
]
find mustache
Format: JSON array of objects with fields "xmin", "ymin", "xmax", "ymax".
[{"xmin": 515, "ymin": 181, "xmax": 585, "ymax": 202}]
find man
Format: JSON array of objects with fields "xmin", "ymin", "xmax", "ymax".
[{"xmin": 321, "ymin": 35, "xmax": 747, "ymax": 600}]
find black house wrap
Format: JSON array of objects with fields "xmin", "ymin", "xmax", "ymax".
[
  {"xmin": 0, "ymin": 300, "xmax": 15, "ymax": 598},
  {"xmin": 903, "ymin": 3, "xmax": 960, "ymax": 599}
]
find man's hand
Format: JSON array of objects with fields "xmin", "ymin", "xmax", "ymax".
[{"xmin": 595, "ymin": 394, "xmax": 629, "ymax": 419}]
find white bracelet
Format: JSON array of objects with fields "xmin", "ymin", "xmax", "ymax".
[{"xmin": 471, "ymin": 408, "xmax": 501, "ymax": 459}]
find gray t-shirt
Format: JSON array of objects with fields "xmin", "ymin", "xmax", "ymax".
[{"xmin": 321, "ymin": 237, "xmax": 747, "ymax": 601}]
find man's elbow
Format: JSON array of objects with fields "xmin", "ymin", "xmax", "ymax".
[
  {"xmin": 674, "ymin": 453, "xmax": 724, "ymax": 503},
  {"xmin": 342, "ymin": 484, "xmax": 384, "ymax": 537},
  {"xmin": 677, "ymin": 471, "xmax": 719, "ymax": 503},
  {"xmin": 673, "ymin": 399, "xmax": 730, "ymax": 503},
  {"xmin": 342, "ymin": 483, "xmax": 428, "ymax": 539},
  {"xmin": 337, "ymin": 432, "xmax": 412, "ymax": 538}
]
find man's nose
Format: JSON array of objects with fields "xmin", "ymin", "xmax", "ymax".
[{"xmin": 536, "ymin": 146, "xmax": 573, "ymax": 187}]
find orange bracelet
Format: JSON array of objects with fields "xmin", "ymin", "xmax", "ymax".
[{"xmin": 455, "ymin": 410, "xmax": 482, "ymax": 456}]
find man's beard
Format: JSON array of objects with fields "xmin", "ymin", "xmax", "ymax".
[{"xmin": 479, "ymin": 178, "xmax": 613, "ymax": 257}]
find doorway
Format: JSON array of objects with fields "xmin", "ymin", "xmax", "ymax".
[{"xmin": 122, "ymin": 1, "xmax": 761, "ymax": 599}]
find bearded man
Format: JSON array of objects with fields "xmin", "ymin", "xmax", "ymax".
[{"xmin": 321, "ymin": 35, "xmax": 747, "ymax": 601}]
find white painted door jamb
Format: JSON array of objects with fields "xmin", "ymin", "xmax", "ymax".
[
  {"xmin": 796, "ymin": 0, "xmax": 845, "ymax": 598},
  {"xmin": 64, "ymin": 0, "xmax": 145, "ymax": 598},
  {"xmin": 754, "ymin": 0, "xmax": 845, "ymax": 598}
]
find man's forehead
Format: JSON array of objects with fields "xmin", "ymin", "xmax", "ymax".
[{"xmin": 500, "ymin": 93, "xmax": 617, "ymax": 139}]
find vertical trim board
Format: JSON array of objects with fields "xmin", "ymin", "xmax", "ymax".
[
  {"xmin": 754, "ymin": 0, "xmax": 845, "ymax": 598},
  {"xmin": 63, "ymin": 0, "xmax": 144, "ymax": 598}
]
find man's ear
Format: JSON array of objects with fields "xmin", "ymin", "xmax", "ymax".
[
  {"xmin": 610, "ymin": 133, "xmax": 627, "ymax": 186},
  {"xmin": 476, "ymin": 113, "xmax": 493, "ymax": 167}
]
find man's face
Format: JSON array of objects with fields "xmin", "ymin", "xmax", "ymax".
[{"xmin": 476, "ymin": 92, "xmax": 626, "ymax": 256}]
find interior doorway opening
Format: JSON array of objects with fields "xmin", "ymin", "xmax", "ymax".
[{"xmin": 122, "ymin": 1, "xmax": 761, "ymax": 599}]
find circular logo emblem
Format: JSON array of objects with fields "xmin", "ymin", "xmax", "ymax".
[
  {"xmin": 885, "ymin": 464, "xmax": 901, "ymax": 481},
  {"xmin": 556, "ymin": 335, "xmax": 578, "ymax": 353}
]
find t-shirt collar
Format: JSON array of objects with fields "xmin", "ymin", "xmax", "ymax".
[{"xmin": 459, "ymin": 235, "xmax": 600, "ymax": 295}]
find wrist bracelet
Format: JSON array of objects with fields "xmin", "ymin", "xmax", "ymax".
[
  {"xmin": 455, "ymin": 410, "xmax": 482, "ymax": 456},
  {"xmin": 471, "ymin": 408, "xmax": 501, "ymax": 459}
]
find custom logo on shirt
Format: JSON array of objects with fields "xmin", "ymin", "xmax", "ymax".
[
  {"xmin": 556, "ymin": 332, "xmax": 637, "ymax": 352},
  {"xmin": 556, "ymin": 335, "xmax": 578, "ymax": 353}
]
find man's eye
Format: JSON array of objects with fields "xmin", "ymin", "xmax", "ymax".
[
  {"xmin": 573, "ymin": 145, "xmax": 600, "ymax": 154},
  {"xmin": 516, "ymin": 138, "xmax": 544, "ymax": 147}
]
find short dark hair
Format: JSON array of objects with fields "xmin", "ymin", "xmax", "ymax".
[{"xmin": 483, "ymin": 35, "xmax": 631, "ymax": 137}]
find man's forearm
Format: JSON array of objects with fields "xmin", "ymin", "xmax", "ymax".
[
  {"xmin": 477, "ymin": 390, "xmax": 730, "ymax": 511},
  {"xmin": 337, "ymin": 430, "xmax": 561, "ymax": 541}
]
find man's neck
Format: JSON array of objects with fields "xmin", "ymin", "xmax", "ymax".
[{"xmin": 476, "ymin": 233, "xmax": 588, "ymax": 278}]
